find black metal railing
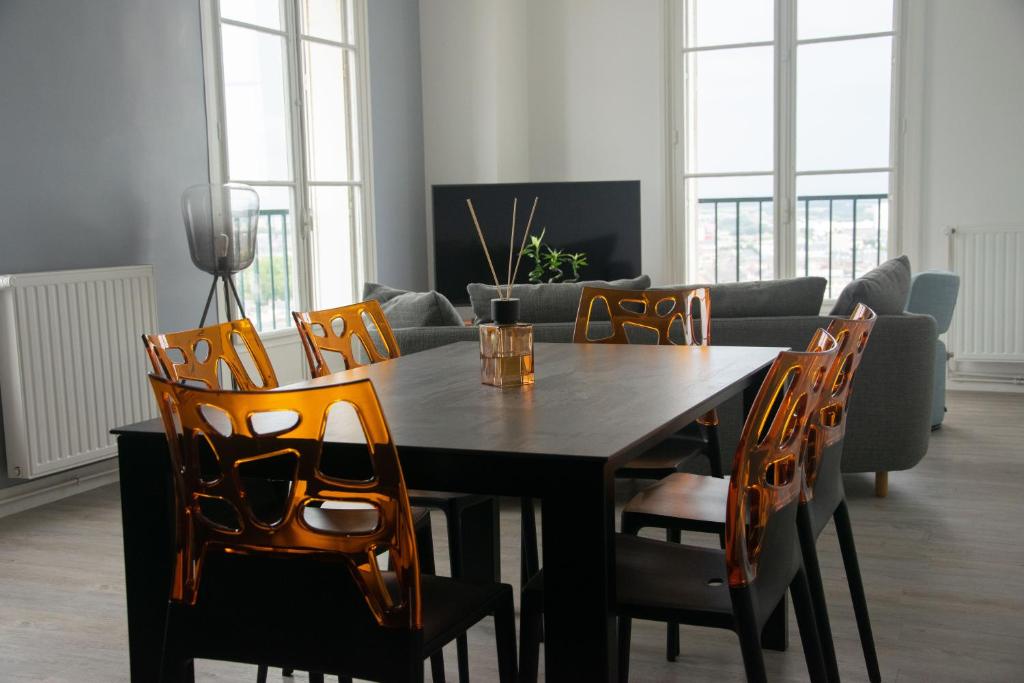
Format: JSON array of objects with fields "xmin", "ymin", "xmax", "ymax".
[
  {"xmin": 237, "ymin": 208, "xmax": 293, "ymax": 332},
  {"xmin": 697, "ymin": 193, "xmax": 888, "ymax": 297}
]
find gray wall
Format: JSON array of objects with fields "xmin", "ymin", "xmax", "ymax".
[
  {"xmin": 367, "ymin": 0, "xmax": 429, "ymax": 291},
  {"xmin": 0, "ymin": 0, "xmax": 429, "ymax": 492},
  {"xmin": 0, "ymin": 0, "xmax": 210, "ymax": 488}
]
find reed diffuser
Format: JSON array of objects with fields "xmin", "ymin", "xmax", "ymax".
[{"xmin": 467, "ymin": 196, "xmax": 539, "ymax": 387}]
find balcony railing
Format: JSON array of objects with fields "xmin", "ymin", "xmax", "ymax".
[
  {"xmin": 236, "ymin": 208, "xmax": 295, "ymax": 332},
  {"xmin": 696, "ymin": 193, "xmax": 888, "ymax": 297}
]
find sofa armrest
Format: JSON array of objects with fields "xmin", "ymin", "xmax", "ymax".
[
  {"xmin": 841, "ymin": 313, "xmax": 936, "ymax": 473},
  {"xmin": 706, "ymin": 314, "xmax": 936, "ymax": 475}
]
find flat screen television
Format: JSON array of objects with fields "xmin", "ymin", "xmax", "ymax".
[{"xmin": 431, "ymin": 180, "xmax": 642, "ymax": 304}]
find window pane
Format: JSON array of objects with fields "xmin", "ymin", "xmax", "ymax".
[
  {"xmin": 797, "ymin": 37, "xmax": 892, "ymax": 171},
  {"xmin": 300, "ymin": 0, "xmax": 352, "ymax": 43},
  {"xmin": 310, "ymin": 186, "xmax": 361, "ymax": 308},
  {"xmin": 221, "ymin": 26, "xmax": 293, "ymax": 181},
  {"xmin": 689, "ymin": 175, "xmax": 774, "ymax": 284},
  {"xmin": 687, "ymin": 0, "xmax": 772, "ymax": 47},
  {"xmin": 220, "ymin": 0, "xmax": 283, "ymax": 30},
  {"xmin": 303, "ymin": 42, "xmax": 360, "ymax": 182},
  {"xmin": 236, "ymin": 186, "xmax": 299, "ymax": 332},
  {"xmin": 795, "ymin": 173, "xmax": 889, "ymax": 298},
  {"xmin": 689, "ymin": 47, "xmax": 773, "ymax": 173},
  {"xmin": 799, "ymin": 0, "xmax": 892, "ymax": 40}
]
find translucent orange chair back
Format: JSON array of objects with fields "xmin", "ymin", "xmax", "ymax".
[
  {"xmin": 293, "ymin": 300, "xmax": 400, "ymax": 377},
  {"xmin": 801, "ymin": 303, "xmax": 877, "ymax": 501},
  {"xmin": 147, "ymin": 374, "xmax": 421, "ymax": 629},
  {"xmin": 572, "ymin": 286, "xmax": 711, "ymax": 346},
  {"xmin": 143, "ymin": 319, "xmax": 278, "ymax": 390},
  {"xmin": 724, "ymin": 329, "xmax": 837, "ymax": 588},
  {"xmin": 574, "ymin": 286, "xmax": 717, "ymax": 425}
]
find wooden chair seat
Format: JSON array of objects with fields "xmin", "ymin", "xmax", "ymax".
[{"xmin": 622, "ymin": 473, "xmax": 728, "ymax": 536}]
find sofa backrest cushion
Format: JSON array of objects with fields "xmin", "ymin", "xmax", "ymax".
[
  {"xmin": 467, "ymin": 275, "xmax": 652, "ymax": 323},
  {"xmin": 657, "ymin": 277, "xmax": 827, "ymax": 318},
  {"xmin": 362, "ymin": 282, "xmax": 465, "ymax": 329},
  {"xmin": 829, "ymin": 255, "xmax": 911, "ymax": 316}
]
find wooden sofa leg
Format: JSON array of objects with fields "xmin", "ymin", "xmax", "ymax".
[{"xmin": 874, "ymin": 472, "xmax": 888, "ymax": 497}]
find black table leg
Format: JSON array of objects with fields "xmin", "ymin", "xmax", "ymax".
[
  {"xmin": 118, "ymin": 435, "xmax": 180, "ymax": 683},
  {"xmin": 541, "ymin": 463, "xmax": 617, "ymax": 682}
]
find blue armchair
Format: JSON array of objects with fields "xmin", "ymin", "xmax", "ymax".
[{"xmin": 905, "ymin": 271, "xmax": 960, "ymax": 428}]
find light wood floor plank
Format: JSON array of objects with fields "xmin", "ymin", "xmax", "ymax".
[{"xmin": 0, "ymin": 391, "xmax": 1022, "ymax": 681}]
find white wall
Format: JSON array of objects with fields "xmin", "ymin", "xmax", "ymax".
[
  {"xmin": 419, "ymin": 0, "xmax": 670, "ymax": 285},
  {"xmin": 525, "ymin": 0, "xmax": 670, "ymax": 284},
  {"xmin": 910, "ymin": 0, "xmax": 1024, "ymax": 271}
]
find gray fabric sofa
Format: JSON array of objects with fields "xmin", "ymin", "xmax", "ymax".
[{"xmin": 386, "ymin": 312, "xmax": 936, "ymax": 496}]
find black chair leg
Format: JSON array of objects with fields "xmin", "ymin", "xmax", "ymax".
[
  {"xmin": 618, "ymin": 617, "xmax": 632, "ymax": 683},
  {"xmin": 835, "ymin": 499, "xmax": 881, "ymax": 683},
  {"xmin": 256, "ymin": 665, "xmax": 268, "ymax": 683},
  {"xmin": 308, "ymin": 674, "xmax": 325, "ymax": 683},
  {"xmin": 429, "ymin": 651, "xmax": 447, "ymax": 683},
  {"xmin": 521, "ymin": 497, "xmax": 543, "ymax": 645},
  {"xmin": 494, "ymin": 592, "xmax": 519, "ymax": 683},
  {"xmin": 760, "ymin": 595, "xmax": 788, "ymax": 651},
  {"xmin": 731, "ymin": 587, "xmax": 768, "ymax": 683},
  {"xmin": 798, "ymin": 505, "xmax": 840, "ymax": 683},
  {"xmin": 445, "ymin": 508, "xmax": 471, "ymax": 683},
  {"xmin": 518, "ymin": 587, "xmax": 543, "ymax": 683},
  {"xmin": 790, "ymin": 565, "xmax": 829, "ymax": 683},
  {"xmin": 417, "ymin": 513, "xmax": 437, "ymax": 576},
  {"xmin": 665, "ymin": 528, "xmax": 681, "ymax": 662},
  {"xmin": 520, "ymin": 497, "xmax": 540, "ymax": 589},
  {"xmin": 704, "ymin": 423, "xmax": 724, "ymax": 478},
  {"xmin": 159, "ymin": 604, "xmax": 195, "ymax": 683}
]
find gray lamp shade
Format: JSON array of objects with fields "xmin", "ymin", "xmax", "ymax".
[{"xmin": 181, "ymin": 183, "xmax": 260, "ymax": 275}]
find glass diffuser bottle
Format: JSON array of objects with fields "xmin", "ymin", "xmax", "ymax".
[{"xmin": 479, "ymin": 298, "xmax": 534, "ymax": 387}]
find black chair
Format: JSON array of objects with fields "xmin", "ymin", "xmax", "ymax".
[
  {"xmin": 147, "ymin": 374, "xmax": 517, "ymax": 683},
  {"xmin": 572, "ymin": 286, "xmax": 724, "ymax": 479},
  {"xmin": 621, "ymin": 304, "xmax": 881, "ymax": 682},
  {"xmin": 294, "ymin": 301, "xmax": 500, "ymax": 682},
  {"xmin": 520, "ymin": 331, "xmax": 839, "ymax": 682}
]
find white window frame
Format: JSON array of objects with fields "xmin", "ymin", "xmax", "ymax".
[
  {"xmin": 198, "ymin": 0, "xmax": 377, "ymax": 338},
  {"xmin": 669, "ymin": 0, "xmax": 908, "ymax": 292}
]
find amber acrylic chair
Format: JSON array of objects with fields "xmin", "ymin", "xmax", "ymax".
[
  {"xmin": 143, "ymin": 318, "xmax": 443, "ymax": 683},
  {"xmin": 143, "ymin": 318, "xmax": 279, "ymax": 391},
  {"xmin": 621, "ymin": 304, "xmax": 881, "ymax": 682},
  {"xmin": 573, "ymin": 286, "xmax": 723, "ymax": 479},
  {"xmin": 519, "ymin": 331, "xmax": 839, "ymax": 683},
  {"xmin": 293, "ymin": 300, "xmax": 496, "ymax": 683},
  {"xmin": 148, "ymin": 374, "xmax": 517, "ymax": 683}
]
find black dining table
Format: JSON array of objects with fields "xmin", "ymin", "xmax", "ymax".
[{"xmin": 114, "ymin": 340, "xmax": 784, "ymax": 682}]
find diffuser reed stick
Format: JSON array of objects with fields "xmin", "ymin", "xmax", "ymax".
[
  {"xmin": 466, "ymin": 198, "xmax": 503, "ymax": 296},
  {"xmin": 506, "ymin": 198, "xmax": 517, "ymax": 300},
  {"xmin": 466, "ymin": 195, "xmax": 540, "ymax": 300},
  {"xmin": 509, "ymin": 197, "xmax": 539, "ymax": 288}
]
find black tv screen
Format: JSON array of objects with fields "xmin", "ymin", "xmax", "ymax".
[{"xmin": 431, "ymin": 181, "xmax": 642, "ymax": 304}]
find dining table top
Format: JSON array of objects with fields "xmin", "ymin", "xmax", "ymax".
[{"xmin": 118, "ymin": 341, "xmax": 785, "ymax": 468}]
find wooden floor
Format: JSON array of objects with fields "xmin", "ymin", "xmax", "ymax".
[{"xmin": 1, "ymin": 391, "xmax": 1022, "ymax": 682}]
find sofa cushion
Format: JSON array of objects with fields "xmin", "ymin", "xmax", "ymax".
[
  {"xmin": 362, "ymin": 282, "xmax": 465, "ymax": 329},
  {"xmin": 658, "ymin": 277, "xmax": 827, "ymax": 318},
  {"xmin": 467, "ymin": 275, "xmax": 652, "ymax": 323},
  {"xmin": 829, "ymin": 255, "xmax": 911, "ymax": 316}
]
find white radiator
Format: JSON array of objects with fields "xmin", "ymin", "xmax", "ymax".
[
  {"xmin": 947, "ymin": 226, "xmax": 1024, "ymax": 384},
  {"xmin": 0, "ymin": 266, "xmax": 159, "ymax": 478}
]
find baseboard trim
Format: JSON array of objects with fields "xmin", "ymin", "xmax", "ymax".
[
  {"xmin": 948, "ymin": 379, "xmax": 1024, "ymax": 394},
  {"xmin": 0, "ymin": 460, "xmax": 119, "ymax": 519}
]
